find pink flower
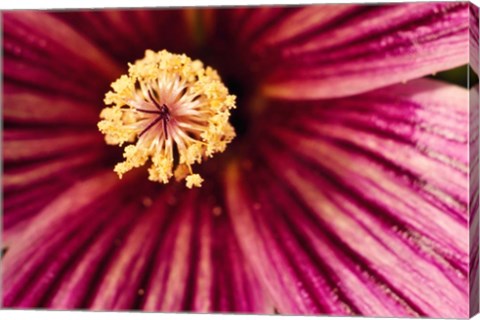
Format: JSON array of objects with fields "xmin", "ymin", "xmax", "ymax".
[{"xmin": 2, "ymin": 3, "xmax": 477, "ymax": 317}]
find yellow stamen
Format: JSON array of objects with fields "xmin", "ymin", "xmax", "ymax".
[
  {"xmin": 98, "ymin": 50, "xmax": 236, "ymax": 187},
  {"xmin": 185, "ymin": 174, "xmax": 204, "ymax": 189}
]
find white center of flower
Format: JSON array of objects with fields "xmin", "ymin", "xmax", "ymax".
[{"xmin": 98, "ymin": 50, "xmax": 236, "ymax": 188}]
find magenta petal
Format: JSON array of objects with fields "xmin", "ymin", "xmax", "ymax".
[
  {"xmin": 3, "ymin": 84, "xmax": 106, "ymax": 235},
  {"xmin": 87, "ymin": 187, "xmax": 271, "ymax": 313},
  {"xmin": 265, "ymin": 79, "xmax": 469, "ymax": 256},
  {"xmin": 2, "ymin": 171, "xmax": 124, "ymax": 307},
  {"xmin": 3, "ymin": 89, "xmax": 99, "ymax": 126},
  {"xmin": 230, "ymin": 3, "xmax": 469, "ymax": 99},
  {"xmin": 88, "ymin": 191, "xmax": 175, "ymax": 310},
  {"xmin": 3, "ymin": 11, "xmax": 122, "ymax": 101},
  {"xmin": 227, "ymin": 166, "xmax": 356, "ymax": 315},
  {"xmin": 214, "ymin": 6, "xmax": 302, "ymax": 49},
  {"xmin": 226, "ymin": 78, "xmax": 469, "ymax": 317},
  {"xmin": 469, "ymin": 85, "xmax": 479, "ymax": 316},
  {"xmin": 226, "ymin": 4, "xmax": 357, "ymax": 50},
  {"xmin": 471, "ymin": 3, "xmax": 479, "ymax": 74},
  {"xmin": 45, "ymin": 202, "xmax": 144, "ymax": 309},
  {"xmin": 53, "ymin": 9, "xmax": 192, "ymax": 64},
  {"xmin": 3, "ymin": 179, "xmax": 271, "ymax": 313},
  {"xmin": 3, "ymin": 130, "xmax": 102, "ymax": 163},
  {"xmin": 3, "ymin": 150, "xmax": 104, "ymax": 192},
  {"xmin": 3, "ymin": 179, "xmax": 77, "ymax": 235},
  {"xmin": 137, "ymin": 188, "xmax": 272, "ymax": 313}
]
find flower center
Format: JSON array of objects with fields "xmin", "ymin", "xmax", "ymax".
[
  {"xmin": 137, "ymin": 101, "xmax": 170, "ymax": 139},
  {"xmin": 98, "ymin": 50, "xmax": 236, "ymax": 188}
]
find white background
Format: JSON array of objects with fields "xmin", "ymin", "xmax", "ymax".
[{"xmin": 1, "ymin": 0, "xmax": 479, "ymax": 320}]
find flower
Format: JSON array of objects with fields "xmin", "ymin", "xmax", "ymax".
[{"xmin": 2, "ymin": 3, "xmax": 476, "ymax": 317}]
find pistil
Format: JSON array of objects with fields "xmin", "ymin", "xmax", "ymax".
[{"xmin": 136, "ymin": 103, "xmax": 170, "ymax": 139}]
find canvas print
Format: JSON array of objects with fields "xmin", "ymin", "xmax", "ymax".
[{"xmin": 2, "ymin": 2, "xmax": 480, "ymax": 318}]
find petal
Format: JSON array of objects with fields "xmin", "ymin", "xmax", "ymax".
[
  {"xmin": 3, "ymin": 11, "xmax": 122, "ymax": 101},
  {"xmin": 52, "ymin": 9, "xmax": 193, "ymax": 65},
  {"xmin": 217, "ymin": 3, "xmax": 469, "ymax": 99},
  {"xmin": 3, "ymin": 178, "xmax": 76, "ymax": 234},
  {"xmin": 469, "ymin": 85, "xmax": 479, "ymax": 316},
  {"xmin": 265, "ymin": 78, "xmax": 469, "ymax": 257},
  {"xmin": 226, "ymin": 79, "xmax": 469, "ymax": 316},
  {"xmin": 126, "ymin": 191, "xmax": 272, "ymax": 313},
  {"xmin": 2, "ymin": 171, "xmax": 126, "ymax": 307},
  {"xmin": 471, "ymin": 3, "xmax": 479, "ymax": 75},
  {"xmin": 211, "ymin": 6, "xmax": 297, "ymax": 48},
  {"xmin": 227, "ymin": 163, "xmax": 353, "ymax": 315},
  {"xmin": 3, "ymin": 6, "xmax": 271, "ymax": 314},
  {"xmin": 3, "ymin": 86, "xmax": 107, "ymax": 234},
  {"xmin": 3, "ymin": 150, "xmax": 104, "ymax": 192},
  {"xmin": 3, "ymin": 88, "xmax": 99, "ymax": 126},
  {"xmin": 134, "ymin": 186, "xmax": 272, "ymax": 313},
  {"xmin": 3, "ymin": 130, "xmax": 103, "ymax": 163},
  {"xmin": 3, "ymin": 178, "xmax": 272, "ymax": 313},
  {"xmin": 88, "ymin": 189, "xmax": 177, "ymax": 310},
  {"xmin": 46, "ymin": 201, "xmax": 146, "ymax": 309}
]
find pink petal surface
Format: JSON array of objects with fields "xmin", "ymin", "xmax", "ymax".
[
  {"xmin": 469, "ymin": 85, "xmax": 479, "ymax": 316},
  {"xmin": 88, "ymin": 190, "xmax": 176, "ymax": 310},
  {"xmin": 3, "ymin": 130, "xmax": 103, "ymax": 162},
  {"xmin": 45, "ymin": 203, "xmax": 145, "ymax": 309},
  {"xmin": 226, "ymin": 78, "xmax": 469, "ymax": 317},
  {"xmin": 3, "ymin": 11, "xmax": 122, "ymax": 102},
  {"xmin": 53, "ymin": 9, "xmax": 193, "ymax": 64},
  {"xmin": 2, "ymin": 171, "xmax": 125, "ymax": 306},
  {"xmin": 139, "ymin": 188, "xmax": 269, "ymax": 312},
  {"xmin": 3, "ymin": 88, "xmax": 99, "ymax": 126},
  {"xmin": 214, "ymin": 3, "xmax": 469, "ymax": 99},
  {"xmin": 3, "ymin": 179, "xmax": 76, "ymax": 234},
  {"xmin": 4, "ymin": 151, "xmax": 104, "ymax": 192},
  {"xmin": 470, "ymin": 4, "xmax": 479, "ymax": 74},
  {"xmin": 3, "ymin": 177, "xmax": 271, "ymax": 313},
  {"xmin": 2, "ymin": 86, "xmax": 108, "ymax": 235}
]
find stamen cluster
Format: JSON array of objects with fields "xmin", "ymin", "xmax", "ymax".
[{"xmin": 98, "ymin": 50, "xmax": 236, "ymax": 188}]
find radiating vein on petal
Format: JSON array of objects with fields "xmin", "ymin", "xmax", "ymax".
[
  {"xmin": 53, "ymin": 10, "xmax": 192, "ymax": 65},
  {"xmin": 2, "ymin": 171, "xmax": 127, "ymax": 306},
  {"xmin": 470, "ymin": 4, "xmax": 479, "ymax": 75},
  {"xmin": 225, "ymin": 78, "xmax": 470, "ymax": 317},
  {"xmin": 469, "ymin": 84, "xmax": 479, "ymax": 316},
  {"xmin": 4, "ymin": 90, "xmax": 99, "ymax": 125},
  {"xmin": 141, "ymin": 186, "xmax": 272, "ymax": 313},
  {"xmin": 217, "ymin": 3, "xmax": 469, "ymax": 99},
  {"xmin": 3, "ymin": 11, "xmax": 122, "ymax": 101}
]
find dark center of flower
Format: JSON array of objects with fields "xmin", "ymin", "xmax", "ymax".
[{"xmin": 225, "ymin": 77, "xmax": 250, "ymax": 138}]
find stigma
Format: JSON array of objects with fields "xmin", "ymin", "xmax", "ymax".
[{"xmin": 98, "ymin": 50, "xmax": 236, "ymax": 188}]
